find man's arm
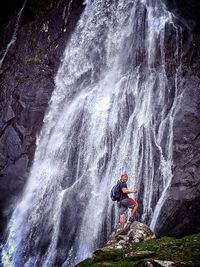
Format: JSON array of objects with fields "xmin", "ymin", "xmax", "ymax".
[{"xmin": 122, "ymin": 187, "xmax": 138, "ymax": 194}]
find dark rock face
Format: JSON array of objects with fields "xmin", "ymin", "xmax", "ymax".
[
  {"xmin": 163, "ymin": 0, "xmax": 200, "ymax": 33},
  {"xmin": 0, "ymin": 0, "xmax": 24, "ymax": 40},
  {"xmin": 152, "ymin": 0, "xmax": 200, "ymax": 238},
  {"xmin": 154, "ymin": 72, "xmax": 200, "ymax": 237},
  {"xmin": 151, "ymin": 0, "xmax": 200, "ymax": 238},
  {"xmin": 0, "ymin": 0, "xmax": 84, "ymax": 238}
]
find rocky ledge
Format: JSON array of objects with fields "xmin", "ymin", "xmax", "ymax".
[
  {"xmin": 105, "ymin": 221, "xmax": 156, "ymax": 249},
  {"xmin": 76, "ymin": 222, "xmax": 200, "ymax": 267}
]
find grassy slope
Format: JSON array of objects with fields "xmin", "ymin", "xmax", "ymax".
[{"xmin": 76, "ymin": 233, "xmax": 200, "ymax": 267}]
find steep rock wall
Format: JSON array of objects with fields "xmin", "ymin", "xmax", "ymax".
[
  {"xmin": 155, "ymin": 70, "xmax": 200, "ymax": 237},
  {"xmin": 154, "ymin": 1, "xmax": 200, "ymax": 237},
  {"xmin": 164, "ymin": 0, "xmax": 200, "ymax": 32}
]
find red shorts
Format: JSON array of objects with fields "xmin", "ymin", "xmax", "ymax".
[
  {"xmin": 129, "ymin": 198, "xmax": 137, "ymax": 205},
  {"xmin": 118, "ymin": 198, "xmax": 137, "ymax": 215}
]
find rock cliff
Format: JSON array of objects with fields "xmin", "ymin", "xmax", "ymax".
[{"xmin": 153, "ymin": 0, "xmax": 200, "ymax": 237}]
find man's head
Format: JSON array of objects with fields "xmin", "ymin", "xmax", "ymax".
[{"xmin": 120, "ymin": 173, "xmax": 128, "ymax": 182}]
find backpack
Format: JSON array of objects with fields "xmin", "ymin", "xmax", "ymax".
[{"xmin": 110, "ymin": 181, "xmax": 121, "ymax": 201}]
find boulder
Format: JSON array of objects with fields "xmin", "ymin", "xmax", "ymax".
[
  {"xmin": 105, "ymin": 221, "xmax": 156, "ymax": 249},
  {"xmin": 137, "ymin": 259, "xmax": 192, "ymax": 267}
]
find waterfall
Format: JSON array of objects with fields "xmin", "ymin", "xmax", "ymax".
[
  {"xmin": 0, "ymin": 0, "xmax": 27, "ymax": 69},
  {"xmin": 1, "ymin": 0, "xmax": 182, "ymax": 266}
]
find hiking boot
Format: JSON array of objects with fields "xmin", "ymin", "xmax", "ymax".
[
  {"xmin": 128, "ymin": 216, "xmax": 135, "ymax": 223},
  {"xmin": 118, "ymin": 230, "xmax": 127, "ymax": 235}
]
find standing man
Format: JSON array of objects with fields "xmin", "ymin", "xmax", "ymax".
[{"xmin": 118, "ymin": 173, "xmax": 138, "ymax": 234}]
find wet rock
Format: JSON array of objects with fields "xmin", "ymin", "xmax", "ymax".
[
  {"xmin": 0, "ymin": 126, "xmax": 22, "ymax": 160},
  {"xmin": 137, "ymin": 259, "xmax": 192, "ymax": 267},
  {"xmin": 164, "ymin": 0, "xmax": 200, "ymax": 33},
  {"xmin": 0, "ymin": 153, "xmax": 7, "ymax": 168},
  {"xmin": 125, "ymin": 250, "xmax": 156, "ymax": 260},
  {"xmin": 105, "ymin": 221, "xmax": 156, "ymax": 249},
  {"xmin": 154, "ymin": 73, "xmax": 200, "ymax": 238}
]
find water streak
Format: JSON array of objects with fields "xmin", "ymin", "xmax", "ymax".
[{"xmin": 0, "ymin": 0, "xmax": 27, "ymax": 69}]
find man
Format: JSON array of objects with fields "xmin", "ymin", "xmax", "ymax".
[{"xmin": 118, "ymin": 173, "xmax": 138, "ymax": 234}]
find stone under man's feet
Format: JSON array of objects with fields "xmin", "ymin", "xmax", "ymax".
[
  {"xmin": 129, "ymin": 216, "xmax": 135, "ymax": 223},
  {"xmin": 119, "ymin": 229, "xmax": 127, "ymax": 235}
]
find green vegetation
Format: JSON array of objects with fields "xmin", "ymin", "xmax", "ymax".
[
  {"xmin": 27, "ymin": 0, "xmax": 54, "ymax": 18},
  {"xmin": 26, "ymin": 47, "xmax": 43, "ymax": 65},
  {"xmin": 77, "ymin": 233, "xmax": 200, "ymax": 267},
  {"xmin": 132, "ymin": 234, "xmax": 200, "ymax": 265},
  {"xmin": 26, "ymin": 57, "xmax": 41, "ymax": 65}
]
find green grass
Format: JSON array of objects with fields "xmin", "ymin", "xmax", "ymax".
[
  {"xmin": 79, "ymin": 260, "xmax": 138, "ymax": 267},
  {"xmin": 76, "ymin": 233, "xmax": 200, "ymax": 267},
  {"xmin": 131, "ymin": 234, "xmax": 200, "ymax": 266}
]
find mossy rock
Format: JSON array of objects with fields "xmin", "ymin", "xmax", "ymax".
[
  {"xmin": 93, "ymin": 249, "xmax": 125, "ymax": 262},
  {"xmin": 76, "ymin": 233, "xmax": 200, "ymax": 267},
  {"xmin": 131, "ymin": 234, "xmax": 200, "ymax": 265},
  {"xmin": 124, "ymin": 250, "xmax": 156, "ymax": 260}
]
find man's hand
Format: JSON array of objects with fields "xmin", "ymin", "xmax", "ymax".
[
  {"xmin": 132, "ymin": 189, "xmax": 138, "ymax": 193},
  {"xmin": 122, "ymin": 188, "xmax": 138, "ymax": 194}
]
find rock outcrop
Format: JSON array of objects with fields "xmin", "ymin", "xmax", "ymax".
[
  {"xmin": 137, "ymin": 259, "xmax": 192, "ymax": 267},
  {"xmin": 76, "ymin": 223, "xmax": 197, "ymax": 267},
  {"xmin": 105, "ymin": 221, "xmax": 156, "ymax": 249}
]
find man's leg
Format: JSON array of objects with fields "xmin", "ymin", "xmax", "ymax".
[
  {"xmin": 130, "ymin": 201, "xmax": 138, "ymax": 218},
  {"xmin": 128, "ymin": 198, "xmax": 138, "ymax": 222},
  {"xmin": 119, "ymin": 214, "xmax": 126, "ymax": 231},
  {"xmin": 118, "ymin": 205, "xmax": 128, "ymax": 233}
]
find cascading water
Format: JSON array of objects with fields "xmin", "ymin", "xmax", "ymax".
[
  {"xmin": 0, "ymin": 0, "xmax": 27, "ymax": 69},
  {"xmin": 1, "ymin": 0, "xmax": 182, "ymax": 266}
]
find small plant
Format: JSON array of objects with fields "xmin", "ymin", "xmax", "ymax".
[{"xmin": 26, "ymin": 57, "xmax": 41, "ymax": 65}]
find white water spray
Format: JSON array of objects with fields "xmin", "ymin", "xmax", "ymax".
[{"xmin": 1, "ymin": 0, "xmax": 182, "ymax": 266}]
